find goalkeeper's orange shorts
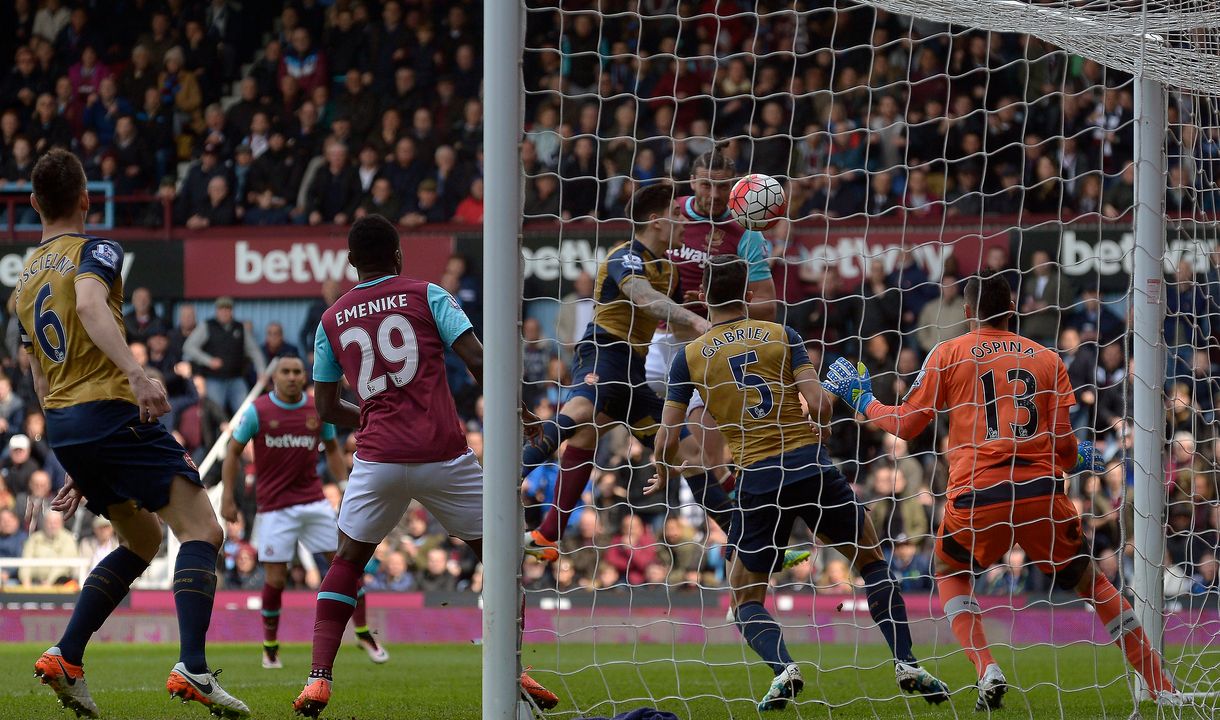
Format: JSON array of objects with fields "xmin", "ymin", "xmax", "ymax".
[{"xmin": 935, "ymin": 477, "xmax": 1089, "ymax": 587}]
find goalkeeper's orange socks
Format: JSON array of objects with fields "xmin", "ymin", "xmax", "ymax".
[
  {"xmin": 536, "ymin": 444, "xmax": 594, "ymax": 542},
  {"xmin": 936, "ymin": 573, "xmax": 996, "ymax": 677},
  {"xmin": 1084, "ymin": 572, "xmax": 1176, "ymax": 694}
]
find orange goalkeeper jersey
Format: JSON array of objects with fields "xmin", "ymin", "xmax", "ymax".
[{"xmin": 900, "ymin": 326, "xmax": 1076, "ymax": 501}]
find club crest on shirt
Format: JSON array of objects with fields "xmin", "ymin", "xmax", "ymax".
[
  {"xmin": 183, "ymin": 453, "xmax": 198, "ymax": 471},
  {"xmin": 269, "ymin": 420, "xmax": 280, "ymax": 429},
  {"xmin": 706, "ymin": 228, "xmax": 725, "ymax": 253},
  {"xmin": 91, "ymin": 243, "xmax": 119, "ymax": 269},
  {"xmin": 306, "ymin": 416, "xmax": 320, "ymax": 430}
]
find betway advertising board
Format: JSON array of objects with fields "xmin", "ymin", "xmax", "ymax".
[
  {"xmin": 183, "ymin": 234, "xmax": 454, "ymax": 298},
  {"xmin": 0, "ymin": 240, "xmax": 182, "ymax": 298},
  {"xmin": 1013, "ymin": 223, "xmax": 1211, "ymax": 293}
]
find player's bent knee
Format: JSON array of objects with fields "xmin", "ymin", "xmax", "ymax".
[{"xmin": 1050, "ymin": 555, "xmax": 1091, "ymax": 591}]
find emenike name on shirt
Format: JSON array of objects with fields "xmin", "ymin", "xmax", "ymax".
[{"xmin": 334, "ymin": 293, "xmax": 411, "ymax": 327}]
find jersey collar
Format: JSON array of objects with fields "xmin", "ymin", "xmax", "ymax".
[
  {"xmin": 711, "ymin": 315, "xmax": 748, "ymax": 327},
  {"xmin": 355, "ymin": 274, "xmax": 397, "ymax": 289},
  {"xmin": 40, "ymin": 232, "xmax": 91, "ymax": 246},
  {"xmin": 269, "ymin": 391, "xmax": 307, "ymax": 410}
]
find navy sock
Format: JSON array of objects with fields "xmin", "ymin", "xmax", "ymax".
[
  {"xmin": 861, "ymin": 560, "xmax": 917, "ymax": 664},
  {"xmin": 58, "ymin": 546, "xmax": 149, "ymax": 665},
  {"xmin": 173, "ymin": 540, "xmax": 219, "ymax": 674},
  {"xmin": 521, "ymin": 414, "xmax": 575, "ymax": 478},
  {"xmin": 684, "ymin": 471, "xmax": 734, "ymax": 529},
  {"xmin": 736, "ymin": 601, "xmax": 794, "ymax": 674}
]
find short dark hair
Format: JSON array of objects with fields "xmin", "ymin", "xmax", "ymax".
[
  {"xmin": 964, "ymin": 271, "xmax": 1013, "ymax": 327},
  {"xmin": 348, "ymin": 215, "xmax": 400, "ymax": 269},
  {"xmin": 628, "ymin": 181, "xmax": 676, "ymax": 225},
  {"xmin": 702, "ymin": 254, "xmax": 749, "ymax": 310},
  {"xmin": 692, "ymin": 142, "xmax": 735, "ymax": 175},
  {"xmin": 31, "ymin": 148, "xmax": 86, "ymax": 222}
]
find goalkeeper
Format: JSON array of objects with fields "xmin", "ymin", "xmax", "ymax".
[
  {"xmin": 648, "ymin": 255, "xmax": 950, "ymax": 711},
  {"xmin": 822, "ymin": 271, "xmax": 1181, "ymax": 710}
]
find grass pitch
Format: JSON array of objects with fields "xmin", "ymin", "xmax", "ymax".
[{"xmin": 0, "ymin": 641, "xmax": 1204, "ymax": 719}]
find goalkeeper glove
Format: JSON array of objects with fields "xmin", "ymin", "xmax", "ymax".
[
  {"xmin": 1070, "ymin": 439, "xmax": 1106, "ymax": 474},
  {"xmin": 823, "ymin": 357, "xmax": 875, "ymax": 414}
]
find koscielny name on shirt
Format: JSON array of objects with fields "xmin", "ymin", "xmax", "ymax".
[
  {"xmin": 701, "ymin": 325, "xmax": 772, "ymax": 358},
  {"xmin": 334, "ymin": 293, "xmax": 411, "ymax": 327},
  {"xmin": 264, "ymin": 434, "xmax": 320, "ymax": 449}
]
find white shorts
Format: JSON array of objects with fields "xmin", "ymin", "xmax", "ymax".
[
  {"xmin": 253, "ymin": 499, "xmax": 339, "ymax": 563},
  {"xmin": 646, "ymin": 331, "xmax": 704, "ymax": 410},
  {"xmin": 338, "ymin": 450, "xmax": 483, "ymax": 544}
]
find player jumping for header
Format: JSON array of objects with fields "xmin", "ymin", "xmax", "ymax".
[
  {"xmin": 520, "ymin": 182, "xmax": 711, "ymax": 561},
  {"xmin": 23, "ymin": 148, "xmax": 248, "ymax": 718},
  {"xmin": 293, "ymin": 215, "xmax": 557, "ymax": 717},
  {"xmin": 650, "ymin": 255, "xmax": 950, "ymax": 711},
  {"xmin": 822, "ymin": 271, "xmax": 1182, "ymax": 710},
  {"xmin": 221, "ymin": 356, "xmax": 388, "ymax": 670}
]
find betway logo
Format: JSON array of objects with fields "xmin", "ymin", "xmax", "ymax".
[
  {"xmin": 668, "ymin": 245, "xmax": 707, "ymax": 264},
  {"xmin": 1059, "ymin": 230, "xmax": 1209, "ymax": 276},
  {"xmin": 235, "ymin": 241, "xmax": 358, "ymax": 284},
  {"xmin": 0, "ymin": 248, "xmax": 135, "ymax": 288},
  {"xmin": 521, "ymin": 239, "xmax": 607, "ymax": 281},
  {"xmin": 263, "ymin": 434, "xmax": 318, "ymax": 449},
  {"xmin": 794, "ymin": 236, "xmax": 949, "ymax": 280}
]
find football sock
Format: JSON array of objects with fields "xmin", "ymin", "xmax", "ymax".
[
  {"xmin": 1086, "ymin": 572, "xmax": 1175, "ymax": 693},
  {"xmin": 310, "ymin": 556, "xmax": 362, "ymax": 677},
  {"xmin": 353, "ymin": 587, "xmax": 368, "ymax": 632},
  {"xmin": 173, "ymin": 541, "xmax": 219, "ymax": 674},
  {"xmin": 736, "ymin": 601, "xmax": 794, "ymax": 675},
  {"xmin": 683, "ymin": 471, "xmax": 734, "ymax": 530},
  {"xmin": 861, "ymin": 561, "xmax": 917, "ymax": 664},
  {"xmin": 521, "ymin": 414, "xmax": 576, "ymax": 478},
  {"xmin": 536, "ymin": 444, "xmax": 595, "ymax": 542},
  {"xmin": 58, "ymin": 546, "xmax": 149, "ymax": 666},
  {"xmin": 261, "ymin": 582, "xmax": 283, "ymax": 646},
  {"xmin": 937, "ymin": 573, "xmax": 995, "ymax": 677}
]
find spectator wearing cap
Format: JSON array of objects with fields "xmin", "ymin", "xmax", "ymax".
[
  {"xmin": 244, "ymin": 132, "xmax": 300, "ymax": 225},
  {"xmin": 183, "ymin": 297, "xmax": 267, "ymax": 415},
  {"xmin": 280, "ymin": 27, "xmax": 328, "ymax": 97},
  {"xmin": 184, "ymin": 175, "xmax": 237, "ymax": 229},
  {"xmin": 2, "ymin": 433, "xmax": 37, "ymax": 495},
  {"xmin": 260, "ymin": 322, "xmax": 299, "ymax": 361},
  {"xmin": 20, "ymin": 510, "xmax": 77, "ymax": 587},
  {"xmin": 399, "ymin": 178, "xmax": 448, "ymax": 228},
  {"xmin": 174, "ymin": 143, "xmax": 229, "ymax": 224},
  {"xmin": 304, "ymin": 139, "xmax": 361, "ymax": 225},
  {"xmin": 356, "ymin": 177, "xmax": 402, "ymax": 222},
  {"xmin": 123, "ymin": 287, "xmax": 169, "ymax": 344}
]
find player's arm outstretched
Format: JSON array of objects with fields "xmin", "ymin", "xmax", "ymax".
[
  {"xmin": 621, "ymin": 276, "xmax": 711, "ymax": 335},
  {"xmin": 77, "ymin": 277, "xmax": 170, "ymax": 423},
  {"xmin": 822, "ymin": 355, "xmax": 937, "ymax": 440}
]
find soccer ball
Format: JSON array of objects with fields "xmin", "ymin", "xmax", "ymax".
[{"xmin": 728, "ymin": 173, "xmax": 786, "ymax": 231}]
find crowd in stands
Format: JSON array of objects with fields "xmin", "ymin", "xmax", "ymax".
[{"xmin": 2, "ymin": 2, "xmax": 1220, "ymax": 602}]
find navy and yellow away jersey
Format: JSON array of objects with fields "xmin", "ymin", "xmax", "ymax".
[
  {"xmin": 666, "ymin": 319, "xmax": 822, "ymax": 489},
  {"xmin": 585, "ymin": 238, "xmax": 678, "ymax": 354},
  {"xmin": 15, "ymin": 233, "xmax": 137, "ymax": 446}
]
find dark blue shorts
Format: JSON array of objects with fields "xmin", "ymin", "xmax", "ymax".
[
  {"xmin": 565, "ymin": 339, "xmax": 663, "ymax": 447},
  {"xmin": 729, "ymin": 455, "xmax": 864, "ymax": 573},
  {"xmin": 55, "ymin": 421, "xmax": 203, "ymax": 518}
]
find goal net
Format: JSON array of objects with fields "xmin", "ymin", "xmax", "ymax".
[{"xmin": 514, "ymin": 1, "xmax": 1220, "ymax": 716}]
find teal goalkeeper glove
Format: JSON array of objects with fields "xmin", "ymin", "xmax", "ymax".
[
  {"xmin": 1070, "ymin": 439, "xmax": 1105, "ymax": 474},
  {"xmin": 823, "ymin": 357, "xmax": 875, "ymax": 414}
]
